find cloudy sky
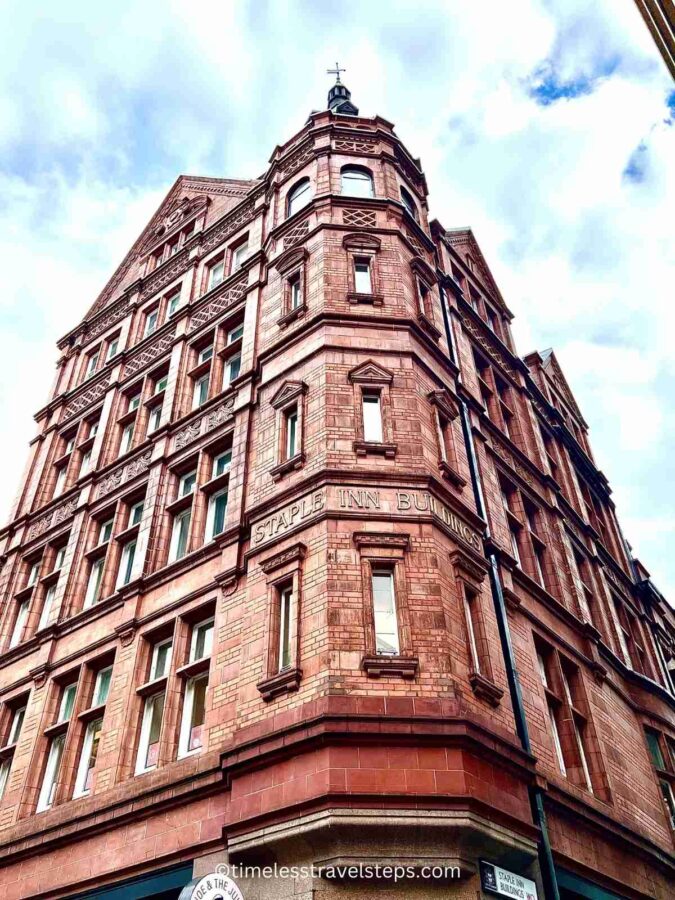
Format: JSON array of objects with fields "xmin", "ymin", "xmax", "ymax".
[{"xmin": 0, "ymin": 0, "xmax": 673, "ymax": 596}]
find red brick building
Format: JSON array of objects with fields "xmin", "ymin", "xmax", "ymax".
[{"xmin": 0, "ymin": 79, "xmax": 673, "ymax": 899}]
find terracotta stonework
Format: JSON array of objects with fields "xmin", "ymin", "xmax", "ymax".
[{"xmin": 0, "ymin": 84, "xmax": 673, "ymax": 900}]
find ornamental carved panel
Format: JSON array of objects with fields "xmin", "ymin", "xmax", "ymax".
[
  {"xmin": 279, "ymin": 141, "xmax": 314, "ymax": 177},
  {"xmin": 188, "ymin": 274, "xmax": 248, "ymax": 334},
  {"xmin": 460, "ymin": 314, "xmax": 519, "ymax": 380},
  {"xmin": 84, "ymin": 295, "xmax": 132, "ymax": 342},
  {"xmin": 27, "ymin": 496, "xmax": 78, "ymax": 541},
  {"xmin": 96, "ymin": 450, "xmax": 152, "ymax": 500},
  {"xmin": 173, "ymin": 398, "xmax": 235, "ymax": 452},
  {"xmin": 141, "ymin": 249, "xmax": 190, "ymax": 299},
  {"xmin": 202, "ymin": 201, "xmax": 255, "ymax": 254},
  {"xmin": 124, "ymin": 329, "xmax": 175, "ymax": 378},
  {"xmin": 283, "ymin": 220, "xmax": 309, "ymax": 249},
  {"xmin": 343, "ymin": 209, "xmax": 376, "ymax": 228},
  {"xmin": 334, "ymin": 138, "xmax": 377, "ymax": 153},
  {"xmin": 63, "ymin": 374, "xmax": 110, "ymax": 420}
]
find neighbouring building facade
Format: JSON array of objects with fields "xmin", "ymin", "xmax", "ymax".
[{"xmin": 0, "ymin": 80, "xmax": 673, "ymax": 900}]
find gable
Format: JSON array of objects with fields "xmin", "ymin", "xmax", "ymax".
[
  {"xmin": 541, "ymin": 349, "xmax": 585, "ymax": 424},
  {"xmin": 82, "ymin": 175, "xmax": 258, "ymax": 322},
  {"xmin": 443, "ymin": 227, "xmax": 505, "ymax": 308},
  {"xmin": 348, "ymin": 360, "xmax": 394, "ymax": 385}
]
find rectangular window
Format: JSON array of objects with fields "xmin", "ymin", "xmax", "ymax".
[
  {"xmin": 99, "ymin": 518, "xmax": 114, "ymax": 544},
  {"xmin": 92, "ymin": 667, "xmax": 112, "ymax": 706},
  {"xmin": 36, "ymin": 734, "xmax": 65, "ymax": 812},
  {"xmin": 135, "ymin": 692, "xmax": 165, "ymax": 774},
  {"xmin": 285, "ymin": 407, "xmax": 298, "ymax": 458},
  {"xmin": 0, "ymin": 758, "xmax": 10, "ymax": 801},
  {"xmin": 73, "ymin": 717, "xmax": 102, "ymax": 798},
  {"xmin": 190, "ymin": 619, "xmax": 214, "ymax": 663},
  {"xmin": 57, "ymin": 683, "xmax": 77, "ymax": 723},
  {"xmin": 106, "ymin": 337, "xmax": 119, "ymax": 360},
  {"xmin": 354, "ymin": 258, "xmax": 372, "ymax": 293},
  {"xmin": 148, "ymin": 403, "xmax": 162, "ymax": 433},
  {"xmin": 53, "ymin": 465, "xmax": 67, "ymax": 497},
  {"xmin": 463, "ymin": 586, "xmax": 482, "ymax": 674},
  {"xmin": 116, "ymin": 540, "xmax": 136, "ymax": 588},
  {"xmin": 85, "ymin": 350, "xmax": 100, "ymax": 379},
  {"xmin": 231, "ymin": 241, "xmax": 249, "ymax": 273},
  {"xmin": 84, "ymin": 558, "xmax": 105, "ymax": 609},
  {"xmin": 362, "ymin": 392, "xmax": 383, "ymax": 443},
  {"xmin": 38, "ymin": 584, "xmax": 56, "ymax": 631},
  {"xmin": 537, "ymin": 649, "xmax": 567, "ymax": 776},
  {"xmin": 193, "ymin": 374, "xmax": 209, "ymax": 408},
  {"xmin": 214, "ymin": 449, "xmax": 232, "ymax": 477},
  {"xmin": 198, "ymin": 344, "xmax": 214, "ymax": 365},
  {"xmin": 179, "ymin": 470, "xmax": 197, "ymax": 497},
  {"xmin": 88, "ymin": 418, "xmax": 99, "ymax": 439},
  {"xmin": 168, "ymin": 293, "xmax": 181, "ymax": 316},
  {"xmin": 154, "ymin": 375, "xmax": 168, "ymax": 394},
  {"xmin": 144, "ymin": 309, "xmax": 159, "ymax": 337},
  {"xmin": 278, "ymin": 584, "xmax": 293, "ymax": 672},
  {"xmin": 27, "ymin": 561, "xmax": 41, "ymax": 587},
  {"xmin": 128, "ymin": 393, "xmax": 141, "ymax": 413},
  {"xmin": 130, "ymin": 500, "xmax": 144, "ymax": 526},
  {"xmin": 80, "ymin": 449, "xmax": 92, "ymax": 476},
  {"xmin": 208, "ymin": 260, "xmax": 225, "ymax": 290},
  {"xmin": 169, "ymin": 509, "xmax": 191, "ymax": 562},
  {"xmin": 9, "ymin": 600, "xmax": 29, "ymax": 648},
  {"xmin": 54, "ymin": 546, "xmax": 66, "ymax": 570},
  {"xmin": 418, "ymin": 280, "xmax": 430, "ymax": 317},
  {"xmin": 289, "ymin": 273, "xmax": 301, "ymax": 310},
  {"xmin": 206, "ymin": 489, "xmax": 228, "ymax": 540},
  {"xmin": 371, "ymin": 570, "xmax": 399, "ymax": 655},
  {"xmin": 223, "ymin": 354, "xmax": 241, "ymax": 387},
  {"xmin": 7, "ymin": 706, "xmax": 26, "ymax": 746},
  {"xmin": 227, "ymin": 324, "xmax": 244, "ymax": 345},
  {"xmin": 178, "ymin": 675, "xmax": 208, "ymax": 757},
  {"xmin": 119, "ymin": 423, "xmax": 134, "ymax": 456},
  {"xmin": 150, "ymin": 639, "xmax": 172, "ymax": 681}
]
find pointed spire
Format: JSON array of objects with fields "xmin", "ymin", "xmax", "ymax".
[{"xmin": 326, "ymin": 62, "xmax": 359, "ymax": 116}]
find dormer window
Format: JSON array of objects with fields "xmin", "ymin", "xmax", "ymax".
[{"xmin": 287, "ymin": 178, "xmax": 312, "ymax": 218}]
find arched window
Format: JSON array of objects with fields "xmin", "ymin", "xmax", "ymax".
[
  {"xmin": 400, "ymin": 185, "xmax": 418, "ymax": 221},
  {"xmin": 341, "ymin": 166, "xmax": 374, "ymax": 198},
  {"xmin": 286, "ymin": 178, "xmax": 312, "ymax": 218}
]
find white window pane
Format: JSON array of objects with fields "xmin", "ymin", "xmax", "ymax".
[
  {"xmin": 362, "ymin": 394, "xmax": 383, "ymax": 442},
  {"xmin": 93, "ymin": 667, "xmax": 112, "ymax": 706},
  {"xmin": 0, "ymin": 759, "xmax": 10, "ymax": 800},
  {"xmin": 37, "ymin": 734, "xmax": 65, "ymax": 811},
  {"xmin": 190, "ymin": 620, "xmax": 214, "ymax": 662},
  {"xmin": 354, "ymin": 260, "xmax": 372, "ymax": 293},
  {"xmin": 278, "ymin": 587, "xmax": 293, "ymax": 671},
  {"xmin": 84, "ymin": 558, "xmax": 104, "ymax": 608},
  {"xmin": 286, "ymin": 410, "xmax": 298, "ymax": 458},
  {"xmin": 58, "ymin": 683, "xmax": 77, "ymax": 722},
  {"xmin": 8, "ymin": 706, "xmax": 26, "ymax": 745},
  {"xmin": 169, "ymin": 510, "xmax": 191, "ymax": 562},
  {"xmin": 206, "ymin": 490, "xmax": 228, "ymax": 539},
  {"xmin": 38, "ymin": 585, "xmax": 56, "ymax": 631},
  {"xmin": 135, "ymin": 692, "xmax": 165, "ymax": 773},
  {"xmin": 73, "ymin": 717, "xmax": 102, "ymax": 798},
  {"xmin": 372, "ymin": 572, "xmax": 399, "ymax": 655},
  {"xmin": 9, "ymin": 601, "xmax": 29, "ymax": 648}
]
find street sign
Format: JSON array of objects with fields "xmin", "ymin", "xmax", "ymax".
[{"xmin": 480, "ymin": 861, "xmax": 538, "ymax": 900}]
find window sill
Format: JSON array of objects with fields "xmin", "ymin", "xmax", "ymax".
[
  {"xmin": 416, "ymin": 312, "xmax": 442, "ymax": 341},
  {"xmin": 439, "ymin": 459, "xmax": 466, "ymax": 488},
  {"xmin": 78, "ymin": 702, "xmax": 106, "ymax": 724},
  {"xmin": 136, "ymin": 675, "xmax": 168, "ymax": 698},
  {"xmin": 353, "ymin": 440, "xmax": 397, "ymax": 459},
  {"xmin": 277, "ymin": 303, "xmax": 307, "ymax": 329},
  {"xmin": 362, "ymin": 655, "xmax": 419, "ymax": 680},
  {"xmin": 200, "ymin": 472, "xmax": 230, "ymax": 495},
  {"xmin": 469, "ymin": 671, "xmax": 503, "ymax": 707},
  {"xmin": 347, "ymin": 292, "xmax": 384, "ymax": 307},
  {"xmin": 176, "ymin": 656, "xmax": 210, "ymax": 679},
  {"xmin": 114, "ymin": 522, "xmax": 140, "ymax": 544},
  {"xmin": 270, "ymin": 452, "xmax": 305, "ymax": 482},
  {"xmin": 44, "ymin": 720, "xmax": 69, "ymax": 739},
  {"xmin": 166, "ymin": 493, "xmax": 195, "ymax": 516},
  {"xmin": 257, "ymin": 667, "xmax": 302, "ymax": 701},
  {"xmin": 0, "ymin": 742, "xmax": 17, "ymax": 760}
]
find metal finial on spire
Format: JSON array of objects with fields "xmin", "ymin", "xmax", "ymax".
[{"xmin": 327, "ymin": 62, "xmax": 346, "ymax": 84}]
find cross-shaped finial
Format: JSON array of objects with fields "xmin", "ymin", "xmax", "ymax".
[{"xmin": 327, "ymin": 61, "xmax": 346, "ymax": 84}]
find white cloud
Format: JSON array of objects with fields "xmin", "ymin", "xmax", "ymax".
[{"xmin": 0, "ymin": 0, "xmax": 672, "ymax": 597}]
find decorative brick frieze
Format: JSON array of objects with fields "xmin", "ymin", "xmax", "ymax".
[
  {"xmin": 188, "ymin": 272, "xmax": 248, "ymax": 333},
  {"xmin": 173, "ymin": 397, "xmax": 235, "ymax": 451},
  {"xmin": 62, "ymin": 373, "xmax": 110, "ymax": 420},
  {"xmin": 96, "ymin": 450, "xmax": 152, "ymax": 500},
  {"xmin": 123, "ymin": 327, "xmax": 175, "ymax": 378},
  {"xmin": 26, "ymin": 496, "xmax": 78, "ymax": 541}
]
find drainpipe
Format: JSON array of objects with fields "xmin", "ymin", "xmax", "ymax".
[{"xmin": 439, "ymin": 283, "xmax": 561, "ymax": 900}]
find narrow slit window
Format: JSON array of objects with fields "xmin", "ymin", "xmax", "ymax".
[
  {"xmin": 371, "ymin": 569, "xmax": 399, "ymax": 655},
  {"xmin": 362, "ymin": 392, "xmax": 383, "ymax": 443},
  {"xmin": 354, "ymin": 257, "xmax": 372, "ymax": 293}
]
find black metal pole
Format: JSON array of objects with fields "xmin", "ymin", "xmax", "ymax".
[{"xmin": 439, "ymin": 284, "xmax": 561, "ymax": 900}]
